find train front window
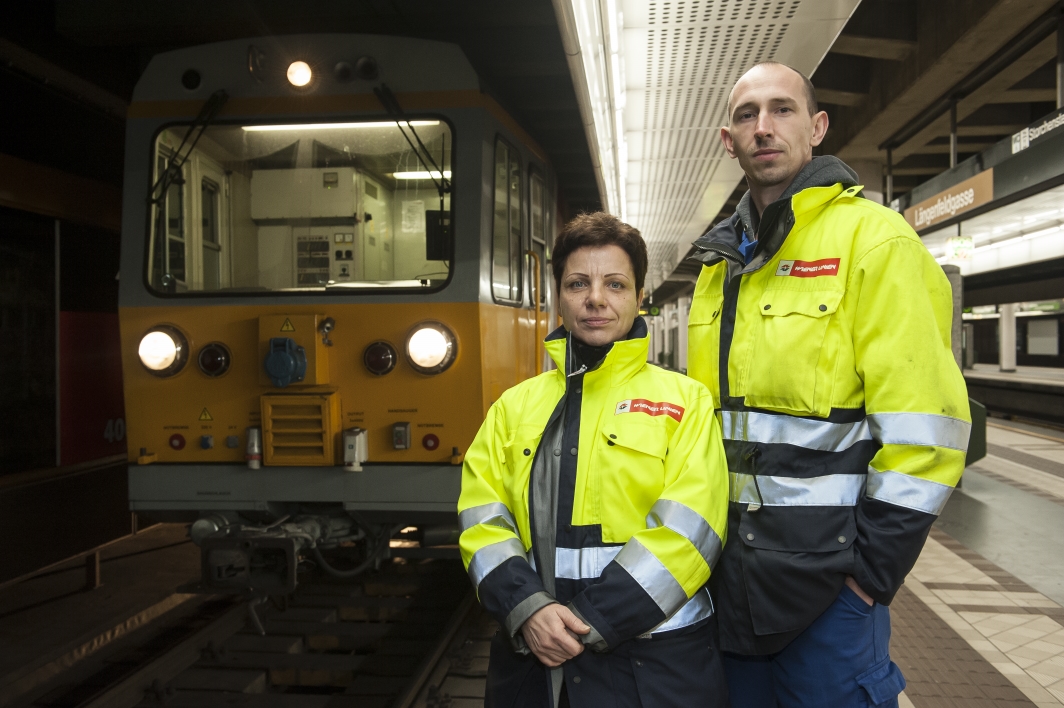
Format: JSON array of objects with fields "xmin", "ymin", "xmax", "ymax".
[
  {"xmin": 530, "ymin": 171, "xmax": 551, "ymax": 309},
  {"xmin": 492, "ymin": 138, "xmax": 523, "ymax": 303},
  {"xmin": 147, "ymin": 120, "xmax": 453, "ymax": 294}
]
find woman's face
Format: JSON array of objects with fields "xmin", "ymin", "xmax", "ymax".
[{"xmin": 558, "ymin": 244, "xmax": 644, "ymax": 347}]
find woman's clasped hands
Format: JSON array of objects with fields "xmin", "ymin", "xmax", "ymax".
[{"xmin": 520, "ymin": 604, "xmax": 591, "ymax": 667}]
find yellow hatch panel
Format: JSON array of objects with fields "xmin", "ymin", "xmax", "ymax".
[{"xmin": 261, "ymin": 393, "xmax": 341, "ymax": 466}]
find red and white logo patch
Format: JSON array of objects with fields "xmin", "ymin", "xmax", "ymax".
[
  {"xmin": 615, "ymin": 399, "xmax": 684, "ymax": 422},
  {"xmin": 775, "ymin": 258, "xmax": 841, "ymax": 277}
]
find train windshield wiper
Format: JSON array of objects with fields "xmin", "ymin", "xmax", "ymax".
[
  {"xmin": 149, "ymin": 89, "xmax": 228, "ymax": 208},
  {"xmin": 373, "ymin": 83, "xmax": 451, "ymax": 199}
]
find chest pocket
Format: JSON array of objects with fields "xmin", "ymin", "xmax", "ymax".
[
  {"xmin": 594, "ymin": 417, "xmax": 669, "ymax": 543},
  {"xmin": 739, "ymin": 289, "xmax": 842, "ymax": 416}
]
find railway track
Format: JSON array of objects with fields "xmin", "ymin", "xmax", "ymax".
[
  {"xmin": 22, "ymin": 556, "xmax": 496, "ymax": 708},
  {"xmin": 964, "ymin": 372, "xmax": 1064, "ymax": 425}
]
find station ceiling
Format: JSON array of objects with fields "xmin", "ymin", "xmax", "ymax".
[
  {"xmin": 594, "ymin": 0, "xmax": 860, "ymax": 294},
  {"xmin": 654, "ymin": 0, "xmax": 1064, "ymax": 303},
  {"xmin": 817, "ymin": 0, "xmax": 1062, "ymax": 195}
]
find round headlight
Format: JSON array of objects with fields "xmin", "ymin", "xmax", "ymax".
[
  {"xmin": 287, "ymin": 61, "xmax": 312, "ymax": 87},
  {"xmin": 198, "ymin": 342, "xmax": 231, "ymax": 377},
  {"xmin": 406, "ymin": 322, "xmax": 456, "ymax": 375},
  {"xmin": 364, "ymin": 341, "xmax": 397, "ymax": 376},
  {"xmin": 138, "ymin": 325, "xmax": 188, "ymax": 377}
]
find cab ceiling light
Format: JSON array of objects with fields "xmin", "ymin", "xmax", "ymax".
[
  {"xmin": 138, "ymin": 325, "xmax": 189, "ymax": 377},
  {"xmin": 405, "ymin": 322, "xmax": 456, "ymax": 375},
  {"xmin": 287, "ymin": 61, "xmax": 313, "ymax": 87},
  {"xmin": 391, "ymin": 170, "xmax": 452, "ymax": 180},
  {"xmin": 242, "ymin": 121, "xmax": 439, "ymax": 132}
]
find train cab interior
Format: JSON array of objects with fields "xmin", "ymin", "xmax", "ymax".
[{"xmin": 148, "ymin": 120, "xmax": 453, "ymax": 294}]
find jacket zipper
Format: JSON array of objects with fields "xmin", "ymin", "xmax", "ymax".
[{"xmin": 694, "ymin": 243, "xmax": 744, "ymax": 266}]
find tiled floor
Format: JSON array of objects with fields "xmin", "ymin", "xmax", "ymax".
[{"xmin": 891, "ymin": 420, "xmax": 1064, "ymax": 707}]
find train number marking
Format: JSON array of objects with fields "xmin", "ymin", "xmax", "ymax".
[
  {"xmin": 104, "ymin": 418, "xmax": 126, "ymax": 443},
  {"xmin": 280, "ymin": 318, "xmax": 296, "ymax": 332},
  {"xmin": 199, "ymin": 408, "xmax": 214, "ymax": 421}
]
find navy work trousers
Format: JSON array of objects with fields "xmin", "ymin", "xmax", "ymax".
[{"xmin": 722, "ymin": 585, "xmax": 906, "ymax": 707}]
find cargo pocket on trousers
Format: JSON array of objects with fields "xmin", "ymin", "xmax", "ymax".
[{"xmin": 856, "ymin": 655, "xmax": 906, "ymax": 707}]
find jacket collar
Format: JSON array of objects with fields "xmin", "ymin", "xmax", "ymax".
[
  {"xmin": 691, "ymin": 156, "xmax": 859, "ymax": 273},
  {"xmin": 544, "ymin": 316, "xmax": 649, "ymax": 385}
]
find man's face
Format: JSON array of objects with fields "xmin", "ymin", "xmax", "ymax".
[{"xmin": 721, "ymin": 64, "xmax": 828, "ymax": 190}]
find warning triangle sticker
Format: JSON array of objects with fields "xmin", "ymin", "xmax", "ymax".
[
  {"xmin": 199, "ymin": 408, "xmax": 213, "ymax": 421},
  {"xmin": 280, "ymin": 318, "xmax": 296, "ymax": 332}
]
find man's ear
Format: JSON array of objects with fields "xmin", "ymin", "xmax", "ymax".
[
  {"xmin": 720, "ymin": 126, "xmax": 737, "ymax": 159},
  {"xmin": 810, "ymin": 110, "xmax": 829, "ymax": 147}
]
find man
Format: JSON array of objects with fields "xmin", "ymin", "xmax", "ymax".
[{"xmin": 686, "ymin": 62, "xmax": 970, "ymax": 707}]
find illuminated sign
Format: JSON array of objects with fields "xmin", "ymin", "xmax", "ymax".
[{"xmin": 904, "ymin": 169, "xmax": 994, "ymax": 231}]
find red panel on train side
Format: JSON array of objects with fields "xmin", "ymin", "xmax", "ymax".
[{"xmin": 59, "ymin": 311, "xmax": 126, "ymax": 464}]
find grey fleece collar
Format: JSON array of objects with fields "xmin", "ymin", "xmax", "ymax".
[
  {"xmin": 735, "ymin": 155, "xmax": 858, "ymax": 238},
  {"xmin": 691, "ymin": 155, "xmax": 859, "ymax": 272}
]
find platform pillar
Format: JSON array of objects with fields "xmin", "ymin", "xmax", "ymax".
[
  {"xmin": 999, "ymin": 303, "xmax": 1017, "ymax": 372},
  {"xmin": 885, "ymin": 148, "xmax": 894, "ymax": 205},
  {"xmin": 942, "ymin": 265, "xmax": 963, "ymax": 369},
  {"xmin": 1057, "ymin": 13, "xmax": 1064, "ymax": 109},
  {"xmin": 84, "ymin": 551, "xmax": 101, "ymax": 591}
]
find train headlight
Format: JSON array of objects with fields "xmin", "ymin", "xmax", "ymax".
[
  {"xmin": 364, "ymin": 341, "xmax": 397, "ymax": 376},
  {"xmin": 287, "ymin": 61, "xmax": 312, "ymax": 87},
  {"xmin": 138, "ymin": 326, "xmax": 188, "ymax": 377},
  {"xmin": 406, "ymin": 322, "xmax": 456, "ymax": 375}
]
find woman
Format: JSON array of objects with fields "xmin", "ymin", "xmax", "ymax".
[{"xmin": 458, "ymin": 213, "xmax": 730, "ymax": 707}]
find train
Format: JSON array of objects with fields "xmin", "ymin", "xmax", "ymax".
[{"xmin": 120, "ymin": 35, "xmax": 558, "ymax": 593}]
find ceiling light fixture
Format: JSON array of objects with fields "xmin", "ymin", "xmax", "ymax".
[
  {"xmin": 243, "ymin": 121, "xmax": 439, "ymax": 132},
  {"xmin": 390, "ymin": 170, "xmax": 452, "ymax": 180}
]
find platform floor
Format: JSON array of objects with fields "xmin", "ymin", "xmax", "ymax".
[
  {"xmin": 965, "ymin": 363, "xmax": 1064, "ymax": 387},
  {"xmin": 2, "ymin": 422, "xmax": 1064, "ymax": 707}
]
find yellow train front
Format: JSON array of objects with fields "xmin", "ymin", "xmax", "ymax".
[{"xmin": 120, "ymin": 35, "xmax": 555, "ymax": 593}]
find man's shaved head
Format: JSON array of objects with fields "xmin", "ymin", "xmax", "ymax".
[
  {"xmin": 719, "ymin": 60, "xmax": 829, "ymax": 213},
  {"xmin": 727, "ymin": 61, "xmax": 818, "ymax": 117}
]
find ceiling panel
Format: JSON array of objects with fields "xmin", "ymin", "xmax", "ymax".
[{"xmin": 592, "ymin": 0, "xmax": 862, "ymax": 289}]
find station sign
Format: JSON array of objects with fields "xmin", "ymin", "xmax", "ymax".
[
  {"xmin": 1011, "ymin": 108, "xmax": 1064, "ymax": 154},
  {"xmin": 904, "ymin": 169, "xmax": 994, "ymax": 231}
]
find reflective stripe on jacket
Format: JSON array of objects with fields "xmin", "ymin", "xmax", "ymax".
[
  {"xmin": 687, "ymin": 156, "xmax": 970, "ymax": 655},
  {"xmin": 458, "ymin": 319, "xmax": 729, "ymax": 670}
]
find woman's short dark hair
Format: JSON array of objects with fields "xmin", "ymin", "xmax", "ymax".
[{"xmin": 552, "ymin": 212, "xmax": 649, "ymax": 292}]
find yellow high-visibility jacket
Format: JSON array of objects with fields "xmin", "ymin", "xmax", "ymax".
[
  {"xmin": 687, "ymin": 156, "xmax": 971, "ymax": 655},
  {"xmin": 458, "ymin": 319, "xmax": 729, "ymax": 658}
]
